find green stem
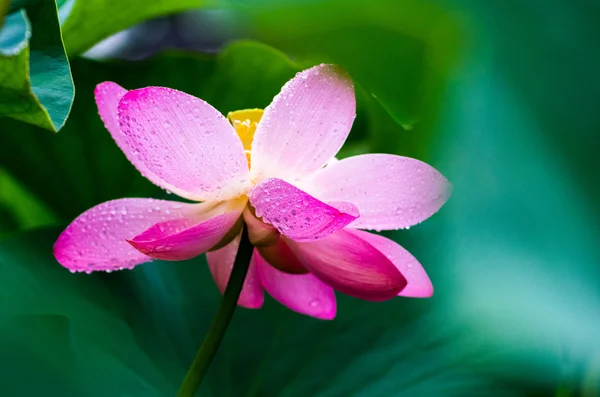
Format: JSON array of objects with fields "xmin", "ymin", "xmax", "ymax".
[{"xmin": 177, "ymin": 226, "xmax": 253, "ymax": 397}]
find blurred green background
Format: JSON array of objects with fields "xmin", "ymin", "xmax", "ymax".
[{"xmin": 1, "ymin": 0, "xmax": 599, "ymax": 395}]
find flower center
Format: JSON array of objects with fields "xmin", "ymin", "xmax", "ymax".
[{"xmin": 227, "ymin": 108, "xmax": 264, "ymax": 168}]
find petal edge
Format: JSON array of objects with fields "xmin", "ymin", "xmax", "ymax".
[
  {"xmin": 257, "ymin": 252, "xmax": 336, "ymax": 320},
  {"xmin": 349, "ymin": 230, "xmax": 433, "ymax": 298},
  {"xmin": 250, "ymin": 64, "xmax": 356, "ymax": 183},
  {"xmin": 307, "ymin": 154, "xmax": 451, "ymax": 230}
]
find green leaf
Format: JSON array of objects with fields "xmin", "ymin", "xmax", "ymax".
[
  {"xmin": 425, "ymin": 0, "xmax": 600, "ymax": 388},
  {"xmin": 0, "ymin": 228, "xmax": 518, "ymax": 396},
  {"xmin": 0, "ymin": 0, "xmax": 74, "ymax": 132},
  {"xmin": 61, "ymin": 0, "xmax": 206, "ymax": 56},
  {"xmin": 238, "ymin": 0, "xmax": 461, "ymax": 133},
  {"xmin": 0, "ymin": 166, "xmax": 57, "ymax": 233},
  {"xmin": 0, "ymin": 229, "xmax": 180, "ymax": 396},
  {"xmin": 202, "ymin": 40, "xmax": 300, "ymax": 112},
  {"xmin": 0, "ymin": 314, "xmax": 79, "ymax": 394}
]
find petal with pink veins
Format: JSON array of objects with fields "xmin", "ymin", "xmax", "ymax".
[
  {"xmin": 287, "ymin": 230, "xmax": 407, "ymax": 301},
  {"xmin": 306, "ymin": 154, "xmax": 451, "ymax": 230},
  {"xmin": 250, "ymin": 64, "xmax": 356, "ymax": 183},
  {"xmin": 116, "ymin": 86, "xmax": 251, "ymax": 201},
  {"xmin": 248, "ymin": 178, "xmax": 358, "ymax": 241},
  {"xmin": 348, "ymin": 230, "xmax": 433, "ymax": 298},
  {"xmin": 256, "ymin": 252, "xmax": 336, "ymax": 319},
  {"xmin": 206, "ymin": 234, "xmax": 264, "ymax": 309},
  {"xmin": 128, "ymin": 210, "xmax": 242, "ymax": 261},
  {"xmin": 54, "ymin": 198, "xmax": 201, "ymax": 273}
]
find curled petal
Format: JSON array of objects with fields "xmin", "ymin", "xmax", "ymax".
[
  {"xmin": 257, "ymin": 252, "xmax": 336, "ymax": 320},
  {"xmin": 128, "ymin": 210, "xmax": 242, "ymax": 261},
  {"xmin": 54, "ymin": 198, "xmax": 200, "ymax": 273},
  {"xmin": 206, "ymin": 234, "xmax": 264, "ymax": 309},
  {"xmin": 116, "ymin": 86, "xmax": 251, "ymax": 201},
  {"xmin": 287, "ymin": 230, "xmax": 406, "ymax": 301},
  {"xmin": 250, "ymin": 64, "xmax": 356, "ymax": 183},
  {"xmin": 307, "ymin": 154, "xmax": 451, "ymax": 230},
  {"xmin": 349, "ymin": 230, "xmax": 433, "ymax": 297},
  {"xmin": 248, "ymin": 178, "xmax": 358, "ymax": 241}
]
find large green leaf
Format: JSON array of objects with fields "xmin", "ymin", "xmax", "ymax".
[
  {"xmin": 0, "ymin": 229, "xmax": 180, "ymax": 396},
  {"xmin": 0, "ymin": 228, "xmax": 518, "ymax": 397},
  {"xmin": 238, "ymin": 0, "xmax": 461, "ymax": 137},
  {"xmin": 60, "ymin": 0, "xmax": 206, "ymax": 56},
  {"xmin": 0, "ymin": 0, "xmax": 73, "ymax": 131},
  {"xmin": 415, "ymin": 0, "xmax": 600, "ymax": 392}
]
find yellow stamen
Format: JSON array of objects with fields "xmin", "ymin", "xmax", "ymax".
[{"xmin": 227, "ymin": 109, "xmax": 264, "ymax": 168}]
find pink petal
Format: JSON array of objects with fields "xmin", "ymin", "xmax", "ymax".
[
  {"xmin": 250, "ymin": 64, "xmax": 356, "ymax": 183},
  {"xmin": 95, "ymin": 82, "xmax": 127, "ymax": 141},
  {"xmin": 95, "ymin": 82, "xmax": 169, "ymax": 194},
  {"xmin": 256, "ymin": 252, "xmax": 336, "ymax": 319},
  {"xmin": 256, "ymin": 236, "xmax": 307, "ymax": 274},
  {"xmin": 206, "ymin": 234, "xmax": 264, "ymax": 309},
  {"xmin": 349, "ymin": 230, "xmax": 433, "ymax": 298},
  {"xmin": 248, "ymin": 178, "xmax": 358, "ymax": 241},
  {"xmin": 54, "ymin": 198, "xmax": 200, "ymax": 273},
  {"xmin": 116, "ymin": 86, "xmax": 251, "ymax": 201},
  {"xmin": 307, "ymin": 154, "xmax": 451, "ymax": 230},
  {"xmin": 128, "ymin": 211, "xmax": 242, "ymax": 261},
  {"xmin": 287, "ymin": 230, "xmax": 407, "ymax": 301}
]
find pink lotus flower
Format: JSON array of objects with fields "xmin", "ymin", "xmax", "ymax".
[{"xmin": 54, "ymin": 64, "xmax": 450, "ymax": 320}]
